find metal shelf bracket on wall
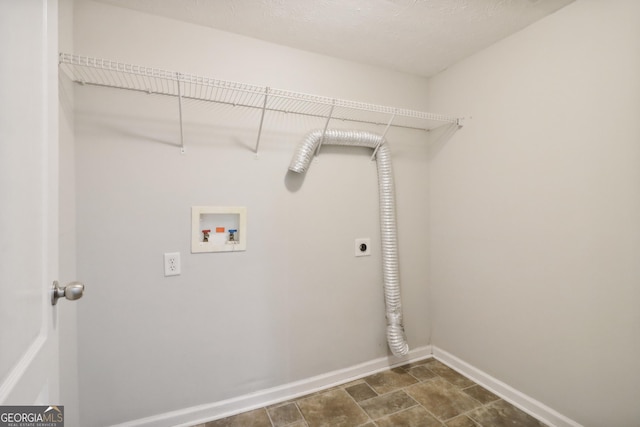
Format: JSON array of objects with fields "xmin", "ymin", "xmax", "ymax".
[
  {"xmin": 176, "ymin": 72, "xmax": 186, "ymax": 154},
  {"xmin": 371, "ymin": 110, "xmax": 397, "ymax": 161},
  {"xmin": 254, "ymin": 87, "xmax": 270, "ymax": 157},
  {"xmin": 316, "ymin": 99, "xmax": 336, "ymax": 157},
  {"xmin": 58, "ymin": 53, "xmax": 463, "ymax": 155}
]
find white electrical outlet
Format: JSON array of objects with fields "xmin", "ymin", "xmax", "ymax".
[
  {"xmin": 355, "ymin": 238, "xmax": 371, "ymax": 257},
  {"xmin": 164, "ymin": 252, "xmax": 181, "ymax": 276}
]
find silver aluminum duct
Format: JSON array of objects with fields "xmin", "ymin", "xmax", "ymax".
[{"xmin": 289, "ymin": 129, "xmax": 409, "ymax": 357}]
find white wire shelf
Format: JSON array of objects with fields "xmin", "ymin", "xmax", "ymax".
[{"xmin": 59, "ymin": 53, "xmax": 462, "ymax": 154}]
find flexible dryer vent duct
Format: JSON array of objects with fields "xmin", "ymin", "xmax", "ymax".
[{"xmin": 289, "ymin": 129, "xmax": 409, "ymax": 357}]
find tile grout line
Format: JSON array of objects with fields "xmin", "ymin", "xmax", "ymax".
[
  {"xmin": 264, "ymin": 405, "xmax": 275, "ymax": 427},
  {"xmin": 341, "ymin": 383, "xmax": 376, "ymax": 426},
  {"xmin": 362, "ymin": 362, "xmax": 445, "ymax": 426},
  {"xmin": 314, "ymin": 360, "xmax": 471, "ymax": 427},
  {"xmin": 199, "ymin": 357, "xmax": 548, "ymax": 427},
  {"xmin": 399, "ymin": 361, "xmax": 487, "ymax": 426},
  {"xmin": 290, "ymin": 402, "xmax": 309, "ymax": 427},
  {"xmin": 401, "ymin": 364, "xmax": 451, "ymax": 425}
]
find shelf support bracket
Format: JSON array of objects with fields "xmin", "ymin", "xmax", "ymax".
[
  {"xmin": 176, "ymin": 72, "xmax": 186, "ymax": 154},
  {"xmin": 316, "ymin": 99, "xmax": 336, "ymax": 157},
  {"xmin": 371, "ymin": 110, "xmax": 396, "ymax": 161},
  {"xmin": 254, "ymin": 87, "xmax": 270, "ymax": 156}
]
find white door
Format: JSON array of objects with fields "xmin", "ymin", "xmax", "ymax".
[{"xmin": 0, "ymin": 0, "xmax": 63, "ymax": 405}]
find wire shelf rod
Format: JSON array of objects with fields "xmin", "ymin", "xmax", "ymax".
[
  {"xmin": 59, "ymin": 53, "xmax": 463, "ymax": 145},
  {"xmin": 61, "ymin": 54, "xmax": 458, "ymax": 120},
  {"xmin": 63, "ymin": 79, "xmax": 442, "ymax": 131}
]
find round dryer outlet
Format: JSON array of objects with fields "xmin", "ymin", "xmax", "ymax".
[{"xmin": 355, "ymin": 238, "xmax": 371, "ymax": 257}]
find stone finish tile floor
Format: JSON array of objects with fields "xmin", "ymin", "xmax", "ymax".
[{"xmin": 193, "ymin": 358, "xmax": 548, "ymax": 427}]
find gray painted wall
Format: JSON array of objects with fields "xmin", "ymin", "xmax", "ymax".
[
  {"xmin": 70, "ymin": 1, "xmax": 640, "ymax": 426},
  {"xmin": 427, "ymin": 1, "xmax": 640, "ymax": 425},
  {"xmin": 73, "ymin": 2, "xmax": 432, "ymax": 425}
]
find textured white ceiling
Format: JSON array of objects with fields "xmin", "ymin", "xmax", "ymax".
[{"xmin": 92, "ymin": 0, "xmax": 574, "ymax": 77}]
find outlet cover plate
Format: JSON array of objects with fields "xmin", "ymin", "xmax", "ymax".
[{"xmin": 164, "ymin": 252, "xmax": 181, "ymax": 276}]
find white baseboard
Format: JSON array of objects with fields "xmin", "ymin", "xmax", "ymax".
[
  {"xmin": 110, "ymin": 345, "xmax": 434, "ymax": 427},
  {"xmin": 112, "ymin": 345, "xmax": 581, "ymax": 427},
  {"xmin": 432, "ymin": 347, "xmax": 582, "ymax": 427}
]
